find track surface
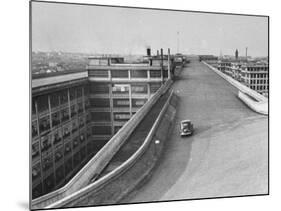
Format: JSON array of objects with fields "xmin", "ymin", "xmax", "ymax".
[{"xmin": 122, "ymin": 59, "xmax": 268, "ymax": 203}]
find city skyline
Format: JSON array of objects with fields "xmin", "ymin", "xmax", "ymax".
[{"xmin": 32, "ymin": 2, "xmax": 268, "ymax": 57}]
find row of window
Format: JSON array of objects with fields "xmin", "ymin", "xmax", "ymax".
[
  {"xmin": 249, "ymin": 79, "xmax": 269, "ymax": 85},
  {"xmin": 90, "ymin": 83, "xmax": 161, "ymax": 94},
  {"xmin": 32, "ymin": 111, "xmax": 88, "ymax": 138},
  {"xmin": 247, "ymin": 67, "xmax": 268, "ymax": 72},
  {"xmin": 32, "ymin": 143, "xmax": 94, "ymax": 199},
  {"xmin": 32, "ymin": 85, "xmax": 88, "ymax": 115},
  {"xmin": 88, "ymin": 69, "xmax": 167, "ymax": 79},
  {"xmin": 245, "ymin": 73, "xmax": 268, "ymax": 78},
  {"xmin": 250, "ymin": 85, "xmax": 269, "ymax": 90}
]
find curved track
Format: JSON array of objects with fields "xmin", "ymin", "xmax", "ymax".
[{"xmin": 122, "ymin": 59, "xmax": 268, "ymax": 203}]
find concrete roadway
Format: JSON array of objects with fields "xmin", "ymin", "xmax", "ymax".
[{"xmin": 122, "ymin": 59, "xmax": 268, "ymax": 203}]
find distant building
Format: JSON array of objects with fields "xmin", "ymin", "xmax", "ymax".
[
  {"xmin": 240, "ymin": 62, "xmax": 269, "ymax": 96},
  {"xmin": 216, "ymin": 58, "xmax": 269, "ymax": 97},
  {"xmin": 198, "ymin": 55, "xmax": 218, "ymax": 62}
]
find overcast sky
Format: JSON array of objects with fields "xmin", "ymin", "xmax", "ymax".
[{"xmin": 31, "ymin": 1, "xmax": 268, "ymax": 57}]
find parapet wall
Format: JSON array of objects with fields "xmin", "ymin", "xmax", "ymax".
[
  {"xmin": 202, "ymin": 61, "xmax": 268, "ymax": 115},
  {"xmin": 31, "ymin": 79, "xmax": 173, "ymax": 209}
]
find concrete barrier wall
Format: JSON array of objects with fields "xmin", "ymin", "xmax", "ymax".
[
  {"xmin": 46, "ymin": 90, "xmax": 176, "ymax": 208},
  {"xmin": 202, "ymin": 61, "xmax": 268, "ymax": 115},
  {"xmin": 31, "ymin": 79, "xmax": 173, "ymax": 209},
  {"xmin": 238, "ymin": 91, "xmax": 268, "ymax": 115}
]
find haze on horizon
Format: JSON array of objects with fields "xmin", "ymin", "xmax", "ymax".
[{"xmin": 31, "ymin": 1, "xmax": 268, "ymax": 57}]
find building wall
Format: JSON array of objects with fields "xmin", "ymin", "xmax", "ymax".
[
  {"xmin": 32, "ymin": 65, "xmax": 166, "ymax": 199},
  {"xmin": 32, "ymin": 82, "xmax": 94, "ymax": 199}
]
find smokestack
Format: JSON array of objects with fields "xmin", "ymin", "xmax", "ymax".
[
  {"xmin": 146, "ymin": 47, "xmax": 151, "ymax": 56},
  {"xmin": 246, "ymin": 47, "xmax": 248, "ymax": 61},
  {"xmin": 160, "ymin": 48, "xmax": 164, "ymax": 83},
  {"xmin": 168, "ymin": 48, "xmax": 171, "ymax": 79},
  {"xmin": 157, "ymin": 50, "xmax": 159, "ymax": 56}
]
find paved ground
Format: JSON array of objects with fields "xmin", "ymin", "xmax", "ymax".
[{"xmin": 122, "ymin": 59, "xmax": 268, "ymax": 203}]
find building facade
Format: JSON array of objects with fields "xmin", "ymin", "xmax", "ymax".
[
  {"xmin": 240, "ymin": 62, "xmax": 269, "ymax": 96},
  {"xmin": 32, "ymin": 53, "xmax": 172, "ymax": 199},
  {"xmin": 216, "ymin": 59, "xmax": 269, "ymax": 97}
]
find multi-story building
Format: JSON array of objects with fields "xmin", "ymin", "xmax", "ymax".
[
  {"xmin": 31, "ymin": 50, "xmax": 173, "ymax": 200},
  {"xmin": 240, "ymin": 62, "xmax": 269, "ymax": 96},
  {"xmin": 32, "ymin": 71, "xmax": 91, "ymax": 199},
  {"xmin": 87, "ymin": 55, "xmax": 172, "ymax": 139},
  {"xmin": 216, "ymin": 59, "xmax": 269, "ymax": 97}
]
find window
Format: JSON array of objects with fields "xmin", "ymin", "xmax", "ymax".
[
  {"xmin": 42, "ymin": 154, "xmax": 53, "ymax": 172},
  {"xmin": 90, "ymin": 83, "xmax": 109, "ymax": 94},
  {"xmin": 72, "ymin": 120, "xmax": 78, "ymax": 134},
  {"xmin": 89, "ymin": 70, "xmax": 109, "ymax": 78},
  {"xmin": 113, "ymin": 112, "xmax": 131, "ymax": 121},
  {"xmin": 112, "ymin": 84, "xmax": 129, "ymax": 94},
  {"xmin": 91, "ymin": 112, "xmax": 111, "ymax": 122},
  {"xmin": 113, "ymin": 99, "xmax": 130, "ymax": 107},
  {"xmin": 77, "ymin": 102, "xmax": 84, "ymax": 113},
  {"xmin": 90, "ymin": 98, "xmax": 110, "ymax": 108},
  {"xmin": 51, "ymin": 112, "xmax": 60, "ymax": 127},
  {"xmin": 80, "ymin": 134, "xmax": 85, "ymax": 143},
  {"xmin": 72, "ymin": 137, "xmax": 79, "ymax": 149},
  {"xmin": 63, "ymin": 125, "xmax": 70, "ymax": 139},
  {"xmin": 73, "ymin": 151, "xmax": 80, "ymax": 167},
  {"xmin": 92, "ymin": 126, "xmax": 112, "ymax": 135},
  {"xmin": 32, "ymin": 182, "xmax": 42, "ymax": 199},
  {"xmin": 64, "ymin": 157, "xmax": 72, "ymax": 175},
  {"xmin": 69, "ymin": 88, "xmax": 76, "ymax": 101},
  {"xmin": 37, "ymin": 95, "xmax": 49, "ymax": 113},
  {"xmin": 39, "ymin": 116, "xmax": 50, "ymax": 134},
  {"xmin": 43, "ymin": 174, "xmax": 54, "ymax": 192},
  {"xmin": 76, "ymin": 87, "xmax": 83, "ymax": 98},
  {"xmin": 60, "ymin": 90, "xmax": 68, "ymax": 105},
  {"xmin": 55, "ymin": 165, "xmax": 64, "ymax": 184},
  {"xmin": 32, "ymin": 162, "xmax": 41, "ymax": 181},
  {"xmin": 111, "ymin": 70, "xmax": 128, "ymax": 78},
  {"xmin": 132, "ymin": 98, "xmax": 147, "ymax": 108},
  {"xmin": 70, "ymin": 105, "xmax": 77, "ymax": 117},
  {"xmin": 86, "ymin": 113, "xmax": 91, "ymax": 123},
  {"xmin": 50, "ymin": 92, "xmax": 60, "ymax": 108},
  {"xmin": 61, "ymin": 108, "xmax": 69, "ymax": 122},
  {"xmin": 131, "ymin": 70, "xmax": 147, "ymax": 78},
  {"xmin": 80, "ymin": 146, "xmax": 87, "ymax": 161},
  {"xmin": 55, "ymin": 147, "xmax": 63, "ymax": 163},
  {"xmin": 41, "ymin": 135, "xmax": 51, "ymax": 152},
  {"xmin": 64, "ymin": 142, "xmax": 72, "ymax": 157},
  {"xmin": 131, "ymin": 84, "xmax": 147, "ymax": 94},
  {"xmin": 163, "ymin": 69, "xmax": 168, "ymax": 78},
  {"xmin": 32, "ymin": 120, "xmax": 38, "ymax": 138},
  {"xmin": 79, "ymin": 116, "xmax": 85, "ymax": 128},
  {"xmin": 53, "ymin": 130, "xmax": 62, "ymax": 146},
  {"xmin": 32, "ymin": 142, "xmax": 40, "ymax": 159},
  {"xmin": 150, "ymin": 70, "xmax": 161, "ymax": 78},
  {"xmin": 32, "ymin": 100, "xmax": 36, "ymax": 115}
]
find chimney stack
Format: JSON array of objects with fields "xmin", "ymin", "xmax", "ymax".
[{"xmin": 146, "ymin": 47, "xmax": 151, "ymax": 56}]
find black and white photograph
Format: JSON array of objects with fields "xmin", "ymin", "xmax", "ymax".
[{"xmin": 30, "ymin": 0, "xmax": 269, "ymax": 210}]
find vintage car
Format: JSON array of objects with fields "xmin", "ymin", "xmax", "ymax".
[{"xmin": 180, "ymin": 120, "xmax": 194, "ymax": 136}]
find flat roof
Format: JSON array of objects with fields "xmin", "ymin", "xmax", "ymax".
[{"xmin": 32, "ymin": 71, "xmax": 88, "ymax": 89}]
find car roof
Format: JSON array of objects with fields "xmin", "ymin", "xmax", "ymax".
[{"xmin": 181, "ymin": 120, "xmax": 191, "ymax": 123}]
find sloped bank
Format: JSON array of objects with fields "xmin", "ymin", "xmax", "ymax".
[
  {"xmin": 46, "ymin": 91, "xmax": 179, "ymax": 208},
  {"xmin": 202, "ymin": 61, "xmax": 268, "ymax": 115}
]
